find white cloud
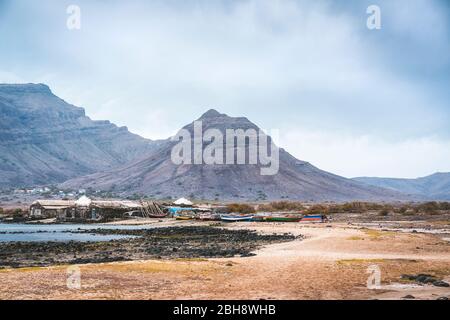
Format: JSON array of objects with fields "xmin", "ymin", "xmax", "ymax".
[
  {"xmin": 0, "ymin": 0, "xmax": 448, "ymax": 177},
  {"xmin": 280, "ymin": 128, "xmax": 450, "ymax": 178}
]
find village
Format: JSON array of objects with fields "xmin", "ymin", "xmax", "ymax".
[{"xmin": 25, "ymin": 195, "xmax": 326, "ymax": 223}]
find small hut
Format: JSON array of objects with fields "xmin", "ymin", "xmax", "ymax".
[{"xmin": 30, "ymin": 200, "xmax": 76, "ymax": 219}]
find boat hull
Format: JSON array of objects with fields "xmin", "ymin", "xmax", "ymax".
[
  {"xmin": 301, "ymin": 215, "xmax": 326, "ymax": 223},
  {"xmin": 265, "ymin": 216, "xmax": 301, "ymax": 222},
  {"xmin": 220, "ymin": 214, "xmax": 254, "ymax": 222},
  {"xmin": 175, "ymin": 216, "xmax": 194, "ymax": 220}
]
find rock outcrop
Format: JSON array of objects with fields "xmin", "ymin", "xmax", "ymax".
[{"xmin": 0, "ymin": 83, "xmax": 155, "ymax": 187}]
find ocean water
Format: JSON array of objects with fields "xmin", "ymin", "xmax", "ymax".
[{"xmin": 0, "ymin": 223, "xmax": 147, "ymax": 242}]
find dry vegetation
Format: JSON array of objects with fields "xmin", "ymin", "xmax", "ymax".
[
  {"xmin": 258, "ymin": 201, "xmax": 305, "ymax": 212},
  {"xmin": 0, "ymin": 207, "xmax": 24, "ymax": 218},
  {"xmin": 227, "ymin": 201, "xmax": 450, "ymax": 217},
  {"xmin": 226, "ymin": 203, "xmax": 256, "ymax": 214}
]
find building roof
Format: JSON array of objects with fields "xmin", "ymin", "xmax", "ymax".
[
  {"xmin": 41, "ymin": 205, "xmax": 74, "ymax": 210},
  {"xmin": 32, "ymin": 200, "xmax": 76, "ymax": 207},
  {"xmin": 91, "ymin": 200, "xmax": 142, "ymax": 209},
  {"xmin": 31, "ymin": 199, "xmax": 142, "ymax": 210}
]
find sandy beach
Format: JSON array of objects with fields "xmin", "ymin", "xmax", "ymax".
[{"xmin": 0, "ymin": 220, "xmax": 449, "ymax": 300}]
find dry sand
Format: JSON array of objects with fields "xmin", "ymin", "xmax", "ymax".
[{"xmin": 0, "ymin": 220, "xmax": 449, "ymax": 300}]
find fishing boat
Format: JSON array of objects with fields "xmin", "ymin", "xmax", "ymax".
[
  {"xmin": 265, "ymin": 215, "xmax": 301, "ymax": 222},
  {"xmin": 198, "ymin": 213, "xmax": 221, "ymax": 221},
  {"xmin": 251, "ymin": 215, "xmax": 266, "ymax": 222},
  {"xmin": 174, "ymin": 212, "xmax": 196, "ymax": 220},
  {"xmin": 175, "ymin": 215, "xmax": 195, "ymax": 220},
  {"xmin": 220, "ymin": 214, "xmax": 254, "ymax": 222},
  {"xmin": 301, "ymin": 215, "xmax": 327, "ymax": 223}
]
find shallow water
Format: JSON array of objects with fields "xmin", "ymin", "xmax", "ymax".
[{"xmin": 0, "ymin": 223, "xmax": 148, "ymax": 242}]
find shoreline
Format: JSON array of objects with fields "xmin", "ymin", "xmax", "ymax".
[{"xmin": 0, "ymin": 220, "xmax": 449, "ymax": 299}]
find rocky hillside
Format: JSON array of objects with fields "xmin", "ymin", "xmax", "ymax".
[
  {"xmin": 353, "ymin": 173, "xmax": 450, "ymax": 200},
  {"xmin": 62, "ymin": 109, "xmax": 411, "ymax": 202},
  {"xmin": 0, "ymin": 83, "xmax": 155, "ymax": 187}
]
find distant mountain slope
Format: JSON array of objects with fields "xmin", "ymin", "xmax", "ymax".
[
  {"xmin": 0, "ymin": 83, "xmax": 155, "ymax": 187},
  {"xmin": 62, "ymin": 109, "xmax": 412, "ymax": 202},
  {"xmin": 353, "ymin": 173, "xmax": 450, "ymax": 200}
]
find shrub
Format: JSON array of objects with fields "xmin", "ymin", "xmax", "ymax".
[
  {"xmin": 227, "ymin": 203, "xmax": 256, "ymax": 214},
  {"xmin": 418, "ymin": 201, "xmax": 439, "ymax": 214},
  {"xmin": 401, "ymin": 209, "xmax": 415, "ymax": 216},
  {"xmin": 378, "ymin": 209, "xmax": 389, "ymax": 216},
  {"xmin": 438, "ymin": 202, "xmax": 450, "ymax": 210},
  {"xmin": 341, "ymin": 202, "xmax": 367, "ymax": 213},
  {"xmin": 258, "ymin": 201, "xmax": 304, "ymax": 212},
  {"xmin": 394, "ymin": 206, "xmax": 407, "ymax": 214},
  {"xmin": 305, "ymin": 204, "xmax": 329, "ymax": 215},
  {"xmin": 327, "ymin": 202, "xmax": 383, "ymax": 213}
]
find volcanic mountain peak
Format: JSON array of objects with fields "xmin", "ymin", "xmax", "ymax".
[
  {"xmin": 62, "ymin": 107, "xmax": 414, "ymax": 201},
  {"xmin": 187, "ymin": 109, "xmax": 257, "ymax": 134},
  {"xmin": 198, "ymin": 109, "xmax": 226, "ymax": 119}
]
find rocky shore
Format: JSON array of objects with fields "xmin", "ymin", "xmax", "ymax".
[{"xmin": 0, "ymin": 226, "xmax": 298, "ymax": 268}]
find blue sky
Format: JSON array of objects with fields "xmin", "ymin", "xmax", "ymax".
[{"xmin": 0, "ymin": 0, "xmax": 449, "ymax": 178}]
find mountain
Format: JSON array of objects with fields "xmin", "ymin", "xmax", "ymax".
[
  {"xmin": 62, "ymin": 109, "xmax": 411, "ymax": 202},
  {"xmin": 353, "ymin": 173, "xmax": 450, "ymax": 200},
  {"xmin": 0, "ymin": 83, "xmax": 156, "ymax": 187}
]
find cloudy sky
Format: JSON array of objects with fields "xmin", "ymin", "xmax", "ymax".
[{"xmin": 0, "ymin": 0, "xmax": 449, "ymax": 178}]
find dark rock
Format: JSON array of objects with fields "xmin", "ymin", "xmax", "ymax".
[
  {"xmin": 416, "ymin": 274, "xmax": 435, "ymax": 284},
  {"xmin": 402, "ymin": 295, "xmax": 415, "ymax": 299},
  {"xmin": 401, "ymin": 273, "xmax": 449, "ymax": 287},
  {"xmin": 0, "ymin": 226, "xmax": 297, "ymax": 268},
  {"xmin": 432, "ymin": 280, "xmax": 450, "ymax": 287}
]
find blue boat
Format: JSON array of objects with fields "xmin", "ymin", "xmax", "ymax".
[{"xmin": 301, "ymin": 215, "xmax": 327, "ymax": 223}]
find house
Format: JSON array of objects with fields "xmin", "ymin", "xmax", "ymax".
[
  {"xmin": 30, "ymin": 200, "xmax": 76, "ymax": 218},
  {"xmin": 29, "ymin": 196, "xmax": 165, "ymax": 221}
]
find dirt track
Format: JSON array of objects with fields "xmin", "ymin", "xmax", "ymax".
[{"xmin": 0, "ymin": 221, "xmax": 449, "ymax": 300}]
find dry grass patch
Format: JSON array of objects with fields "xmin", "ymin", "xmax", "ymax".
[
  {"xmin": 79, "ymin": 260, "xmax": 219, "ymax": 275},
  {"xmin": 347, "ymin": 236, "xmax": 365, "ymax": 241},
  {"xmin": 336, "ymin": 258, "xmax": 386, "ymax": 265},
  {"xmin": 363, "ymin": 229, "xmax": 397, "ymax": 240}
]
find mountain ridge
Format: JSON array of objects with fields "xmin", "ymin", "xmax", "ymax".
[
  {"xmin": 353, "ymin": 172, "xmax": 450, "ymax": 200},
  {"xmin": 0, "ymin": 83, "xmax": 156, "ymax": 187},
  {"xmin": 2, "ymin": 83, "xmax": 446, "ymax": 201}
]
